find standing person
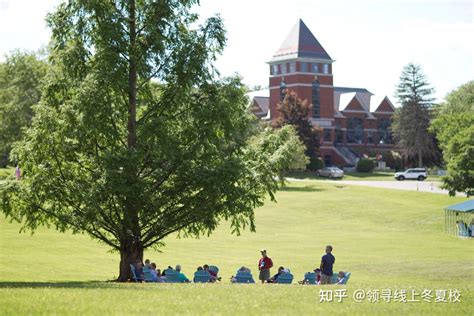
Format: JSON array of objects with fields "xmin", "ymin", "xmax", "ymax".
[
  {"xmin": 15, "ymin": 165, "xmax": 21, "ymax": 180},
  {"xmin": 320, "ymin": 245, "xmax": 335, "ymax": 285},
  {"xmin": 258, "ymin": 249, "xmax": 273, "ymax": 284}
]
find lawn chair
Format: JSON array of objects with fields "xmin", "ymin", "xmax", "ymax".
[
  {"xmin": 275, "ymin": 273, "xmax": 293, "ymax": 284},
  {"xmin": 235, "ymin": 271, "xmax": 255, "ymax": 283},
  {"xmin": 129, "ymin": 264, "xmax": 143, "ymax": 282},
  {"xmin": 332, "ymin": 272, "xmax": 351, "ymax": 285},
  {"xmin": 303, "ymin": 272, "xmax": 317, "ymax": 285},
  {"xmin": 194, "ymin": 270, "xmax": 211, "ymax": 283},
  {"xmin": 143, "ymin": 267, "xmax": 155, "ymax": 282},
  {"xmin": 163, "ymin": 269, "xmax": 180, "ymax": 283},
  {"xmin": 209, "ymin": 265, "xmax": 219, "ymax": 276}
]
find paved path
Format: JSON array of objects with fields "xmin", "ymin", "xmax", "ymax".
[
  {"xmin": 287, "ymin": 178, "xmax": 453, "ymax": 195},
  {"xmin": 333, "ymin": 180, "xmax": 449, "ymax": 194}
]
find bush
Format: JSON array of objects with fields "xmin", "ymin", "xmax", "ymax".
[
  {"xmin": 307, "ymin": 157, "xmax": 323, "ymax": 171},
  {"xmin": 383, "ymin": 151, "xmax": 402, "ymax": 171},
  {"xmin": 356, "ymin": 158, "xmax": 375, "ymax": 172}
]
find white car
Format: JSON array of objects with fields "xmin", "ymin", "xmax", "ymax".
[
  {"xmin": 317, "ymin": 167, "xmax": 344, "ymax": 179},
  {"xmin": 394, "ymin": 168, "xmax": 427, "ymax": 181}
]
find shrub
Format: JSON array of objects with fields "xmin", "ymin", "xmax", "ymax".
[
  {"xmin": 357, "ymin": 158, "xmax": 375, "ymax": 172},
  {"xmin": 383, "ymin": 151, "xmax": 402, "ymax": 171}
]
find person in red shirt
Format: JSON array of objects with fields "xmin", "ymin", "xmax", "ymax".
[{"xmin": 258, "ymin": 249, "xmax": 273, "ymax": 283}]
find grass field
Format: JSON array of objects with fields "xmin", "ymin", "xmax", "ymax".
[{"xmin": 0, "ymin": 180, "xmax": 472, "ymax": 315}]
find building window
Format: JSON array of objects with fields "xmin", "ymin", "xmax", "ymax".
[
  {"xmin": 311, "ymin": 63, "xmax": 319, "ymax": 73},
  {"xmin": 367, "ymin": 131, "xmax": 374, "ymax": 144},
  {"xmin": 312, "ymin": 79, "xmax": 320, "ymax": 118},
  {"xmin": 377, "ymin": 118, "xmax": 392, "ymax": 144},
  {"xmin": 300, "ymin": 62, "xmax": 308, "ymax": 72},
  {"xmin": 323, "ymin": 129, "xmax": 332, "ymax": 142},
  {"xmin": 289, "ymin": 62, "xmax": 296, "ymax": 73},
  {"xmin": 347, "ymin": 118, "xmax": 364, "ymax": 144},
  {"xmin": 322, "ymin": 64, "xmax": 329, "ymax": 74},
  {"xmin": 271, "ymin": 64, "xmax": 279, "ymax": 75},
  {"xmin": 280, "ymin": 79, "xmax": 286, "ymax": 101},
  {"xmin": 281, "ymin": 63, "xmax": 287, "ymax": 74}
]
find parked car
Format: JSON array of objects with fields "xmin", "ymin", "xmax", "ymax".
[
  {"xmin": 394, "ymin": 168, "xmax": 427, "ymax": 181},
  {"xmin": 317, "ymin": 167, "xmax": 344, "ymax": 179}
]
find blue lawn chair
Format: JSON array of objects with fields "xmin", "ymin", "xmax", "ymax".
[
  {"xmin": 332, "ymin": 272, "xmax": 351, "ymax": 285},
  {"xmin": 143, "ymin": 267, "xmax": 155, "ymax": 282},
  {"xmin": 130, "ymin": 264, "xmax": 143, "ymax": 282},
  {"xmin": 303, "ymin": 272, "xmax": 317, "ymax": 285},
  {"xmin": 275, "ymin": 273, "xmax": 293, "ymax": 284},
  {"xmin": 209, "ymin": 265, "xmax": 219, "ymax": 276},
  {"xmin": 235, "ymin": 271, "xmax": 255, "ymax": 283},
  {"xmin": 194, "ymin": 270, "xmax": 211, "ymax": 283},
  {"xmin": 163, "ymin": 269, "xmax": 180, "ymax": 283}
]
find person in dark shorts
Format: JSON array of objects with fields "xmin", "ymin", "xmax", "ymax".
[
  {"xmin": 258, "ymin": 249, "xmax": 273, "ymax": 283},
  {"xmin": 320, "ymin": 245, "xmax": 335, "ymax": 284}
]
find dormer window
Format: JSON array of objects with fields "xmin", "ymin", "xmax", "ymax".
[
  {"xmin": 300, "ymin": 62, "xmax": 308, "ymax": 72},
  {"xmin": 281, "ymin": 63, "xmax": 287, "ymax": 74},
  {"xmin": 311, "ymin": 63, "xmax": 319, "ymax": 73}
]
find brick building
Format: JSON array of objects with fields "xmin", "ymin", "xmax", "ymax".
[{"xmin": 250, "ymin": 19, "xmax": 395, "ymax": 166}]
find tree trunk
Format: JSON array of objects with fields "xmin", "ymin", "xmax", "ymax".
[
  {"xmin": 118, "ymin": 238, "xmax": 144, "ymax": 282},
  {"xmin": 418, "ymin": 149, "xmax": 423, "ymax": 167}
]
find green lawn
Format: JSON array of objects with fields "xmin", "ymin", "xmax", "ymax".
[{"xmin": 0, "ymin": 180, "xmax": 472, "ymax": 315}]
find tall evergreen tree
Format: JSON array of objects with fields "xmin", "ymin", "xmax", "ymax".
[
  {"xmin": 392, "ymin": 63, "xmax": 439, "ymax": 167},
  {"xmin": 0, "ymin": 0, "xmax": 300, "ymax": 281},
  {"xmin": 273, "ymin": 90, "xmax": 321, "ymax": 169}
]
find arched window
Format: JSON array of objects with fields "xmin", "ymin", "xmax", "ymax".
[
  {"xmin": 347, "ymin": 118, "xmax": 364, "ymax": 144},
  {"xmin": 377, "ymin": 118, "xmax": 392, "ymax": 144},
  {"xmin": 312, "ymin": 79, "xmax": 320, "ymax": 118}
]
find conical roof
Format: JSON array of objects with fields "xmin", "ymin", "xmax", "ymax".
[{"xmin": 272, "ymin": 19, "xmax": 332, "ymax": 61}]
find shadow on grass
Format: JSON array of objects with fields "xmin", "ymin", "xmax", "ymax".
[
  {"xmin": 0, "ymin": 281, "xmax": 135, "ymax": 289},
  {"xmin": 278, "ymin": 185, "xmax": 325, "ymax": 192}
]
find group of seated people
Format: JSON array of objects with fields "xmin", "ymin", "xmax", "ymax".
[
  {"xmin": 133, "ymin": 259, "xmax": 220, "ymax": 283},
  {"xmin": 229, "ymin": 266, "xmax": 348, "ymax": 285}
]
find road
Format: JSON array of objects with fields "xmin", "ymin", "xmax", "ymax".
[{"xmin": 326, "ymin": 180, "xmax": 450, "ymax": 194}]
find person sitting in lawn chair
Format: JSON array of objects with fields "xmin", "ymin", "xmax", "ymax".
[
  {"xmin": 134, "ymin": 259, "xmax": 144, "ymax": 281},
  {"xmin": 175, "ymin": 265, "xmax": 190, "ymax": 283},
  {"xmin": 335, "ymin": 271, "xmax": 346, "ymax": 285},
  {"xmin": 298, "ymin": 268, "xmax": 321, "ymax": 285},
  {"xmin": 149, "ymin": 263, "xmax": 163, "ymax": 283},
  {"xmin": 203, "ymin": 264, "xmax": 221, "ymax": 282},
  {"xmin": 230, "ymin": 266, "xmax": 251, "ymax": 283},
  {"xmin": 267, "ymin": 266, "xmax": 285, "ymax": 283}
]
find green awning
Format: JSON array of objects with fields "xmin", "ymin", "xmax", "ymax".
[{"xmin": 445, "ymin": 200, "xmax": 474, "ymax": 213}]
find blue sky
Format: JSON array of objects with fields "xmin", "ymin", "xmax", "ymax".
[{"xmin": 1, "ymin": 0, "xmax": 472, "ymax": 103}]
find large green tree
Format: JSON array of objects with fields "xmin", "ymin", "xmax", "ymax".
[
  {"xmin": 392, "ymin": 63, "xmax": 440, "ymax": 167},
  {"xmin": 0, "ymin": 0, "xmax": 299, "ymax": 281},
  {"xmin": 0, "ymin": 50, "xmax": 48, "ymax": 166},
  {"xmin": 431, "ymin": 81, "xmax": 474, "ymax": 196},
  {"xmin": 273, "ymin": 90, "xmax": 321, "ymax": 169}
]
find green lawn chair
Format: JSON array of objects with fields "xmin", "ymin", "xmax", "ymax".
[
  {"xmin": 163, "ymin": 269, "xmax": 180, "ymax": 283},
  {"xmin": 129, "ymin": 264, "xmax": 143, "ymax": 282}
]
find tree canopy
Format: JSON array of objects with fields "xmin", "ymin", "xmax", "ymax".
[
  {"xmin": 431, "ymin": 81, "xmax": 474, "ymax": 196},
  {"xmin": 0, "ymin": 50, "xmax": 47, "ymax": 166},
  {"xmin": 0, "ymin": 0, "xmax": 300, "ymax": 281},
  {"xmin": 392, "ymin": 63, "xmax": 440, "ymax": 167},
  {"xmin": 273, "ymin": 90, "xmax": 320, "ymax": 169}
]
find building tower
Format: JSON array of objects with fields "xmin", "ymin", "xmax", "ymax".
[{"xmin": 268, "ymin": 19, "xmax": 335, "ymax": 130}]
